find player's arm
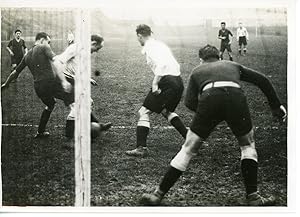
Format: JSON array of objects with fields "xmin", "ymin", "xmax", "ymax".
[
  {"xmin": 240, "ymin": 65, "xmax": 286, "ymax": 121},
  {"xmin": 218, "ymin": 30, "xmax": 224, "ymax": 40},
  {"xmin": 245, "ymin": 28, "xmax": 249, "ymax": 41},
  {"xmin": 6, "ymin": 41, "xmax": 14, "ymax": 56},
  {"xmin": 152, "ymin": 74, "xmax": 162, "ymax": 95},
  {"xmin": 184, "ymin": 73, "xmax": 199, "ymax": 112},
  {"xmin": 23, "ymin": 40, "xmax": 28, "ymax": 55},
  {"xmin": 1, "ymin": 57, "xmax": 26, "ymax": 89}
]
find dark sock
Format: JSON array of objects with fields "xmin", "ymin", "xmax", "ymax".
[
  {"xmin": 65, "ymin": 120, "xmax": 75, "ymax": 138},
  {"xmin": 170, "ymin": 116, "xmax": 187, "ymax": 139},
  {"xmin": 241, "ymin": 159, "xmax": 258, "ymax": 195},
  {"xmin": 230, "ymin": 56, "xmax": 233, "ymax": 61},
  {"xmin": 38, "ymin": 109, "xmax": 52, "ymax": 133},
  {"xmin": 158, "ymin": 166, "xmax": 183, "ymax": 196},
  {"xmin": 239, "ymin": 50, "xmax": 241, "ymax": 54},
  {"xmin": 136, "ymin": 126, "xmax": 149, "ymax": 147},
  {"xmin": 91, "ymin": 112, "xmax": 99, "ymax": 123}
]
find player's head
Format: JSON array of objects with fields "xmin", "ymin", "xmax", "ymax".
[
  {"xmin": 35, "ymin": 32, "xmax": 51, "ymax": 45},
  {"xmin": 136, "ymin": 24, "xmax": 152, "ymax": 46},
  {"xmin": 239, "ymin": 22, "xmax": 243, "ymax": 28},
  {"xmin": 221, "ymin": 22, "xmax": 226, "ymax": 29},
  {"xmin": 198, "ymin": 44, "xmax": 219, "ymax": 62},
  {"xmin": 15, "ymin": 29, "xmax": 22, "ymax": 39},
  {"xmin": 91, "ymin": 34, "xmax": 104, "ymax": 53}
]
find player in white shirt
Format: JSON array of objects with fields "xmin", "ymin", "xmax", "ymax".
[
  {"xmin": 237, "ymin": 22, "xmax": 249, "ymax": 56},
  {"xmin": 53, "ymin": 33, "xmax": 111, "ymax": 141},
  {"xmin": 125, "ymin": 24, "xmax": 188, "ymax": 157}
]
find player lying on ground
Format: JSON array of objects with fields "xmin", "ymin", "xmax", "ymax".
[
  {"xmin": 125, "ymin": 24, "xmax": 187, "ymax": 157},
  {"xmin": 52, "ymin": 33, "xmax": 112, "ymax": 140},
  {"xmin": 2, "ymin": 32, "xmax": 73, "ymax": 138},
  {"xmin": 140, "ymin": 45, "xmax": 287, "ymax": 206}
]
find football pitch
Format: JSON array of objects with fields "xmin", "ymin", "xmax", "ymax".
[{"xmin": 1, "ymin": 31, "xmax": 287, "ymax": 206}]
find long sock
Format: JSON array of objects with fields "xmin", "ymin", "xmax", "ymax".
[
  {"xmin": 158, "ymin": 166, "xmax": 183, "ymax": 196},
  {"xmin": 38, "ymin": 109, "xmax": 52, "ymax": 133},
  {"xmin": 170, "ymin": 116, "xmax": 187, "ymax": 138},
  {"xmin": 91, "ymin": 112, "xmax": 99, "ymax": 123},
  {"xmin": 65, "ymin": 120, "xmax": 75, "ymax": 138},
  {"xmin": 241, "ymin": 159, "xmax": 258, "ymax": 195},
  {"xmin": 136, "ymin": 126, "xmax": 149, "ymax": 147}
]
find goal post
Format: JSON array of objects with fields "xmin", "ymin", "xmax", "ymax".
[
  {"xmin": 0, "ymin": 9, "xmax": 3, "ymax": 208},
  {"xmin": 74, "ymin": 9, "xmax": 91, "ymax": 207}
]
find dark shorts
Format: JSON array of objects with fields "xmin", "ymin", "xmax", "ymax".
[
  {"xmin": 143, "ymin": 75, "xmax": 184, "ymax": 113},
  {"xmin": 239, "ymin": 36, "xmax": 247, "ymax": 46},
  {"xmin": 190, "ymin": 87, "xmax": 252, "ymax": 139},
  {"xmin": 34, "ymin": 79, "xmax": 74, "ymax": 109},
  {"xmin": 220, "ymin": 42, "xmax": 232, "ymax": 52}
]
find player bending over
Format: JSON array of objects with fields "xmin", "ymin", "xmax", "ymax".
[
  {"xmin": 52, "ymin": 33, "xmax": 111, "ymax": 140},
  {"xmin": 2, "ymin": 32, "xmax": 73, "ymax": 138},
  {"xmin": 140, "ymin": 45, "xmax": 287, "ymax": 206},
  {"xmin": 125, "ymin": 24, "xmax": 188, "ymax": 157}
]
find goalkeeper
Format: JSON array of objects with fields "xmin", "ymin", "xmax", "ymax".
[{"xmin": 140, "ymin": 44, "xmax": 287, "ymax": 206}]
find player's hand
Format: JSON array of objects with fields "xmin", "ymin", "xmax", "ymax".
[
  {"xmin": 62, "ymin": 81, "xmax": 72, "ymax": 93},
  {"xmin": 228, "ymin": 41, "xmax": 232, "ymax": 45},
  {"xmin": 272, "ymin": 105, "xmax": 287, "ymax": 123},
  {"xmin": 10, "ymin": 52, "xmax": 14, "ymax": 56},
  {"xmin": 152, "ymin": 89, "xmax": 162, "ymax": 96},
  {"xmin": 90, "ymin": 79, "xmax": 98, "ymax": 86}
]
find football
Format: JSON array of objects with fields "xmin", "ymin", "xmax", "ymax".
[{"xmin": 91, "ymin": 122, "xmax": 101, "ymax": 139}]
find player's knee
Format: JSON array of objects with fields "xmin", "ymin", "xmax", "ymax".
[
  {"xmin": 137, "ymin": 107, "xmax": 150, "ymax": 128},
  {"xmin": 240, "ymin": 145, "xmax": 257, "ymax": 162},
  {"xmin": 170, "ymin": 131, "xmax": 201, "ymax": 172}
]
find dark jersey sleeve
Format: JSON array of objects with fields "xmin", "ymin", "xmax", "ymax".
[
  {"xmin": 218, "ymin": 30, "xmax": 221, "ymax": 37},
  {"xmin": 240, "ymin": 65, "xmax": 281, "ymax": 109},
  {"xmin": 43, "ymin": 45, "xmax": 56, "ymax": 60},
  {"xmin": 22, "ymin": 39, "xmax": 27, "ymax": 49},
  {"xmin": 7, "ymin": 40, "xmax": 13, "ymax": 48},
  {"xmin": 15, "ymin": 56, "xmax": 27, "ymax": 76},
  {"xmin": 228, "ymin": 30, "xmax": 233, "ymax": 36},
  {"xmin": 184, "ymin": 73, "xmax": 199, "ymax": 112}
]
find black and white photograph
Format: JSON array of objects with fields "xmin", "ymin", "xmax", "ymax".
[{"xmin": 0, "ymin": 0, "xmax": 297, "ymax": 215}]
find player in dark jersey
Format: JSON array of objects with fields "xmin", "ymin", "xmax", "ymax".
[
  {"xmin": 6, "ymin": 29, "xmax": 28, "ymax": 71},
  {"xmin": 140, "ymin": 45, "xmax": 287, "ymax": 206},
  {"xmin": 218, "ymin": 22, "xmax": 233, "ymax": 61},
  {"xmin": 2, "ymin": 32, "xmax": 73, "ymax": 138}
]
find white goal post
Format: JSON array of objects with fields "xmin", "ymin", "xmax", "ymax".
[{"xmin": 74, "ymin": 9, "xmax": 92, "ymax": 207}]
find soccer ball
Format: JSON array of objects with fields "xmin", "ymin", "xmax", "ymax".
[{"xmin": 91, "ymin": 122, "xmax": 101, "ymax": 139}]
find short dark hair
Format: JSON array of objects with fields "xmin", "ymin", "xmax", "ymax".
[
  {"xmin": 15, "ymin": 29, "xmax": 22, "ymax": 34},
  {"xmin": 221, "ymin": 22, "xmax": 226, "ymax": 25},
  {"xmin": 91, "ymin": 34, "xmax": 104, "ymax": 45},
  {"xmin": 198, "ymin": 44, "xmax": 219, "ymax": 61},
  {"xmin": 136, "ymin": 24, "xmax": 152, "ymax": 37},
  {"xmin": 35, "ymin": 32, "xmax": 49, "ymax": 41}
]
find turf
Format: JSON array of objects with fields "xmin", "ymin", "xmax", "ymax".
[{"xmin": 1, "ymin": 29, "xmax": 287, "ymax": 206}]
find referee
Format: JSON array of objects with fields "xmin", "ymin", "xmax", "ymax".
[
  {"xmin": 140, "ymin": 45, "xmax": 286, "ymax": 206},
  {"xmin": 125, "ymin": 24, "xmax": 187, "ymax": 157}
]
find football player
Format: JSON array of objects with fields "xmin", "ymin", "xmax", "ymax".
[
  {"xmin": 237, "ymin": 22, "xmax": 249, "ymax": 56},
  {"xmin": 6, "ymin": 29, "xmax": 28, "ymax": 72},
  {"xmin": 140, "ymin": 45, "xmax": 287, "ymax": 206},
  {"xmin": 125, "ymin": 24, "xmax": 188, "ymax": 157},
  {"xmin": 218, "ymin": 22, "xmax": 234, "ymax": 61},
  {"xmin": 2, "ymin": 32, "xmax": 73, "ymax": 138},
  {"xmin": 53, "ymin": 32, "xmax": 112, "ymax": 140}
]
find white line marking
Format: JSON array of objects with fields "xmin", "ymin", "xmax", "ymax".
[{"xmin": 1, "ymin": 124, "xmax": 281, "ymax": 130}]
